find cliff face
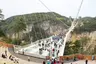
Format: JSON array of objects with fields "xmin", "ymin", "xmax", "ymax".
[
  {"xmin": 28, "ymin": 20, "xmax": 67, "ymax": 42},
  {"xmin": 35, "ymin": 20, "xmax": 67, "ymax": 35}
]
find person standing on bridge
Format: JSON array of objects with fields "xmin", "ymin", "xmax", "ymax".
[
  {"xmin": 85, "ymin": 59, "xmax": 88, "ymax": 64},
  {"xmin": 92, "ymin": 55, "xmax": 94, "ymax": 61},
  {"xmin": 43, "ymin": 60, "xmax": 46, "ymax": 64},
  {"xmin": 47, "ymin": 59, "xmax": 51, "ymax": 64},
  {"xmin": 5, "ymin": 50, "xmax": 7, "ymax": 57},
  {"xmin": 28, "ymin": 57, "xmax": 30, "ymax": 61}
]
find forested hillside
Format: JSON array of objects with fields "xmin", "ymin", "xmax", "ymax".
[
  {"xmin": 0, "ymin": 12, "xmax": 69, "ymax": 43},
  {"xmin": 0, "ymin": 12, "xmax": 96, "ymax": 42},
  {"xmin": 74, "ymin": 17, "xmax": 96, "ymax": 33},
  {"xmin": 0, "ymin": 12, "xmax": 96, "ymax": 55}
]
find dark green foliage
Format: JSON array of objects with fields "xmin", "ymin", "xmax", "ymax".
[
  {"xmin": 73, "ymin": 40, "xmax": 81, "ymax": 53},
  {"xmin": 12, "ymin": 39, "xmax": 21, "ymax": 45},
  {"xmin": 93, "ymin": 45, "xmax": 96, "ymax": 54},
  {"xmin": 20, "ymin": 42, "xmax": 28, "ymax": 46},
  {"xmin": 5, "ymin": 12, "xmax": 68, "ymax": 25},
  {"xmin": 7, "ymin": 17, "xmax": 26, "ymax": 33},
  {"xmin": 64, "ymin": 37, "xmax": 89, "ymax": 55},
  {"xmin": 1, "ymin": 37, "xmax": 12, "ymax": 44},
  {"xmin": 64, "ymin": 41, "xmax": 74, "ymax": 55},
  {"xmin": 0, "ymin": 29, "xmax": 5, "ymax": 37},
  {"xmin": 74, "ymin": 17, "xmax": 96, "ymax": 33},
  {"xmin": 30, "ymin": 25, "xmax": 49, "ymax": 42},
  {"xmin": 64, "ymin": 40, "xmax": 81, "ymax": 55}
]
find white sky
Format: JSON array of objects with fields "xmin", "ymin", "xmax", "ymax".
[{"xmin": 0, "ymin": 0, "xmax": 96, "ymax": 19}]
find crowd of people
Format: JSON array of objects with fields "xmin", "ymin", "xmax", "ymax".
[
  {"xmin": 43, "ymin": 59, "xmax": 64, "ymax": 64},
  {"xmin": 42, "ymin": 59, "xmax": 90, "ymax": 64},
  {"xmin": 42, "ymin": 56, "xmax": 94, "ymax": 64},
  {"xmin": 1, "ymin": 50, "xmax": 19, "ymax": 64}
]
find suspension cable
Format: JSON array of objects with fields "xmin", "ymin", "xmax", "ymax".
[
  {"xmin": 76, "ymin": 0, "xmax": 84, "ymax": 19},
  {"xmin": 38, "ymin": 0, "xmax": 69, "ymax": 28},
  {"xmin": 62, "ymin": 0, "xmax": 84, "ymax": 56}
]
